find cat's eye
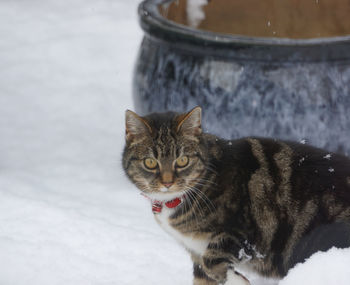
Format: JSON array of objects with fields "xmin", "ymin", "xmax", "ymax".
[
  {"xmin": 144, "ymin": 158, "xmax": 158, "ymax": 170},
  {"xmin": 176, "ymin": 156, "xmax": 189, "ymax": 168}
]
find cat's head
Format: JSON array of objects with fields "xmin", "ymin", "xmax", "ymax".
[{"xmin": 122, "ymin": 107, "xmax": 208, "ymax": 201}]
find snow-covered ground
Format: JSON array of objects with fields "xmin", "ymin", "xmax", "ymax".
[{"xmin": 0, "ymin": 0, "xmax": 349, "ymax": 284}]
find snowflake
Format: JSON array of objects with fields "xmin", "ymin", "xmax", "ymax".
[
  {"xmin": 256, "ymin": 252, "xmax": 266, "ymax": 259},
  {"xmin": 323, "ymin": 154, "xmax": 332, "ymax": 160}
]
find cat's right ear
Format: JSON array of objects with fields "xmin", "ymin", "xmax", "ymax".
[{"xmin": 125, "ymin": 110, "xmax": 152, "ymax": 144}]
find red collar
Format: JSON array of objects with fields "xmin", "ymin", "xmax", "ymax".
[{"xmin": 142, "ymin": 194, "xmax": 183, "ymax": 214}]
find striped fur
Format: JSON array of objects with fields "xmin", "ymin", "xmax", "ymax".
[{"xmin": 122, "ymin": 107, "xmax": 350, "ymax": 284}]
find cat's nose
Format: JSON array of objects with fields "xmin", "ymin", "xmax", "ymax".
[
  {"xmin": 162, "ymin": 182, "xmax": 174, "ymax": 188},
  {"xmin": 161, "ymin": 171, "xmax": 174, "ymax": 188}
]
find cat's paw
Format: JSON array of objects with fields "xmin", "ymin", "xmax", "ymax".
[
  {"xmin": 223, "ymin": 270, "xmax": 250, "ymax": 285},
  {"xmin": 203, "ymin": 261, "xmax": 228, "ymax": 283}
]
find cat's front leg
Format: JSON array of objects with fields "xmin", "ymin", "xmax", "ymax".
[
  {"xmin": 201, "ymin": 234, "xmax": 250, "ymax": 285},
  {"xmin": 201, "ymin": 258, "xmax": 250, "ymax": 285}
]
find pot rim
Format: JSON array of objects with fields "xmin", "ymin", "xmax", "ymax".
[{"xmin": 139, "ymin": 0, "xmax": 350, "ymax": 48}]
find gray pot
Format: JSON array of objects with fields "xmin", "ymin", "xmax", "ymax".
[{"xmin": 133, "ymin": 0, "xmax": 350, "ymax": 155}]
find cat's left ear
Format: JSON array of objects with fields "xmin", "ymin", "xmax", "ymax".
[
  {"xmin": 125, "ymin": 110, "xmax": 152, "ymax": 144},
  {"xmin": 176, "ymin": 106, "xmax": 202, "ymax": 137}
]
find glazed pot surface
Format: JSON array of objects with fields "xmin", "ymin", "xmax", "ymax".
[{"xmin": 133, "ymin": 0, "xmax": 350, "ymax": 155}]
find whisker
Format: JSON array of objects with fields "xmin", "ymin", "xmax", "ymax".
[
  {"xmin": 186, "ymin": 177, "xmax": 217, "ymax": 186},
  {"xmin": 188, "ymin": 185, "xmax": 216, "ymax": 214},
  {"xmin": 183, "ymin": 190, "xmax": 197, "ymax": 230},
  {"xmin": 205, "ymin": 162, "xmax": 218, "ymax": 175},
  {"xmin": 186, "ymin": 188, "xmax": 205, "ymax": 218},
  {"xmin": 184, "ymin": 187, "xmax": 203, "ymax": 230},
  {"xmin": 182, "ymin": 192, "xmax": 189, "ymax": 230}
]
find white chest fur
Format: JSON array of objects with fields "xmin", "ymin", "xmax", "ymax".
[{"xmin": 154, "ymin": 207, "xmax": 209, "ymax": 256}]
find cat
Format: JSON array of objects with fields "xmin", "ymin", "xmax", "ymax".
[{"xmin": 122, "ymin": 106, "xmax": 350, "ymax": 285}]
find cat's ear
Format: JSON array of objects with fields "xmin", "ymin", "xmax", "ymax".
[
  {"xmin": 125, "ymin": 110, "xmax": 152, "ymax": 144},
  {"xmin": 176, "ymin": 106, "xmax": 202, "ymax": 137}
]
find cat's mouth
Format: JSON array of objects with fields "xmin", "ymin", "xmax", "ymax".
[{"xmin": 142, "ymin": 189, "xmax": 186, "ymax": 202}]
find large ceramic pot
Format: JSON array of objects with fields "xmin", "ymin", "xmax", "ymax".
[{"xmin": 133, "ymin": 0, "xmax": 350, "ymax": 155}]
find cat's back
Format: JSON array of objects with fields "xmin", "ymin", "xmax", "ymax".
[{"xmin": 214, "ymin": 136, "xmax": 350, "ymax": 211}]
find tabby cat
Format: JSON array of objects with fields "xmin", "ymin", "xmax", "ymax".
[{"xmin": 122, "ymin": 106, "xmax": 350, "ymax": 285}]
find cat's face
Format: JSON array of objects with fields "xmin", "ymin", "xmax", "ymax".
[{"xmin": 122, "ymin": 107, "xmax": 207, "ymax": 201}]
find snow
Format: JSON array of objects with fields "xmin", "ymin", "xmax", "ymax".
[
  {"xmin": 0, "ymin": 0, "xmax": 349, "ymax": 284},
  {"xmin": 298, "ymin": 157, "xmax": 306, "ymax": 165},
  {"xmin": 186, "ymin": 0, "xmax": 208, "ymax": 28},
  {"xmin": 0, "ymin": 0, "xmax": 190, "ymax": 284},
  {"xmin": 280, "ymin": 248, "xmax": 350, "ymax": 285},
  {"xmin": 238, "ymin": 248, "xmax": 252, "ymax": 262}
]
